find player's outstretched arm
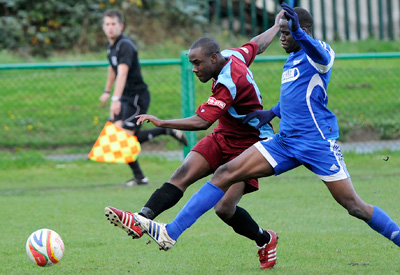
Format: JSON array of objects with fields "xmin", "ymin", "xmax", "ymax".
[
  {"xmin": 136, "ymin": 114, "xmax": 162, "ymax": 126},
  {"xmin": 251, "ymin": 10, "xmax": 285, "ymax": 55},
  {"xmin": 136, "ymin": 114, "xmax": 211, "ymax": 131}
]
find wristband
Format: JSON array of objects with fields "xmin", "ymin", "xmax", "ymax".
[
  {"xmin": 103, "ymin": 90, "xmax": 110, "ymax": 94},
  {"xmin": 111, "ymin": 96, "xmax": 120, "ymax": 102}
]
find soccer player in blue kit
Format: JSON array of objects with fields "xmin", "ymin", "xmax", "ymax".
[{"xmin": 133, "ymin": 3, "xmax": 400, "ymax": 260}]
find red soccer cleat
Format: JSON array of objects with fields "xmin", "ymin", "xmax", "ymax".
[
  {"xmin": 105, "ymin": 206, "xmax": 143, "ymax": 239},
  {"xmin": 257, "ymin": 229, "xmax": 278, "ymax": 269}
]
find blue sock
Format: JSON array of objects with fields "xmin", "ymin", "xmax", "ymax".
[
  {"xmin": 166, "ymin": 181, "xmax": 225, "ymax": 241},
  {"xmin": 366, "ymin": 205, "xmax": 400, "ymax": 246}
]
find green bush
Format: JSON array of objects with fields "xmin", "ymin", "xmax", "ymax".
[
  {"xmin": 0, "ymin": 0, "xmax": 208, "ymax": 57},
  {"xmin": 0, "ymin": 0, "xmax": 105, "ymax": 56}
]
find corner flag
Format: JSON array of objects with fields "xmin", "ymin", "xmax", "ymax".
[{"xmin": 88, "ymin": 121, "xmax": 141, "ymax": 163}]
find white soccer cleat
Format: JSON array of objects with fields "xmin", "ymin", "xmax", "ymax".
[{"xmin": 133, "ymin": 213, "xmax": 176, "ymax": 251}]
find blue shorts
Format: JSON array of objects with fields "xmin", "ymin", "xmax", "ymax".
[{"xmin": 255, "ymin": 133, "xmax": 350, "ymax": 182}]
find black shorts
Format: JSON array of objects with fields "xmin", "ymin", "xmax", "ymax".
[{"xmin": 113, "ymin": 90, "xmax": 150, "ymax": 131}]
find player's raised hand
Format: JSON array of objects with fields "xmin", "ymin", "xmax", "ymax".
[
  {"xmin": 243, "ymin": 109, "xmax": 276, "ymax": 129},
  {"xmin": 275, "ymin": 9, "xmax": 285, "ymax": 25},
  {"xmin": 136, "ymin": 114, "xmax": 162, "ymax": 126},
  {"xmin": 281, "ymin": 3, "xmax": 299, "ymax": 32}
]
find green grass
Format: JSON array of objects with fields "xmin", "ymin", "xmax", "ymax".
[{"xmin": 1, "ymin": 152, "xmax": 400, "ymax": 274}]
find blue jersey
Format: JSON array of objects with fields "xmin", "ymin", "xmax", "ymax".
[{"xmin": 272, "ymin": 28, "xmax": 338, "ymax": 140}]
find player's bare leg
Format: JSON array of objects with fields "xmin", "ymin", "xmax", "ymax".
[
  {"xmin": 325, "ymin": 178, "xmax": 400, "ymax": 246},
  {"xmin": 214, "ymin": 182, "xmax": 245, "ymax": 220},
  {"xmin": 168, "ymin": 151, "xmax": 213, "ymax": 192},
  {"xmin": 210, "ymin": 145, "xmax": 275, "ymax": 192},
  {"xmin": 324, "ymin": 178, "xmax": 373, "ymax": 221}
]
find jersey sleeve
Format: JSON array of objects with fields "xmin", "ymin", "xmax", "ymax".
[
  {"xmin": 118, "ymin": 41, "xmax": 136, "ymax": 67},
  {"xmin": 221, "ymin": 41, "xmax": 259, "ymax": 68},
  {"xmin": 291, "ymin": 28, "xmax": 334, "ymax": 73},
  {"xmin": 195, "ymin": 85, "xmax": 234, "ymax": 124},
  {"xmin": 271, "ymin": 102, "xmax": 281, "ymax": 118}
]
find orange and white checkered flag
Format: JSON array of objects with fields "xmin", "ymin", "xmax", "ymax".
[{"xmin": 88, "ymin": 121, "xmax": 141, "ymax": 163}]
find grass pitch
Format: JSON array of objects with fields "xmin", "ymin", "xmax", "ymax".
[{"xmin": 1, "ymin": 152, "xmax": 399, "ymax": 274}]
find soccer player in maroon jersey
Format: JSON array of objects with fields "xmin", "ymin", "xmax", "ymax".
[{"xmin": 105, "ymin": 10, "xmax": 285, "ymax": 269}]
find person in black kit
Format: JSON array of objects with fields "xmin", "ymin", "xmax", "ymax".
[{"xmin": 100, "ymin": 9, "xmax": 188, "ymax": 187}]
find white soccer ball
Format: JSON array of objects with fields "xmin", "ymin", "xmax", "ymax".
[{"xmin": 26, "ymin": 228, "xmax": 65, "ymax": 267}]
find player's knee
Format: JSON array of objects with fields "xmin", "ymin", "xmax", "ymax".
[
  {"xmin": 213, "ymin": 164, "xmax": 232, "ymax": 182},
  {"xmin": 346, "ymin": 203, "xmax": 370, "ymax": 221},
  {"xmin": 214, "ymin": 204, "xmax": 227, "ymax": 219},
  {"xmin": 214, "ymin": 202, "xmax": 235, "ymax": 221},
  {"xmin": 169, "ymin": 164, "xmax": 192, "ymax": 189},
  {"xmin": 346, "ymin": 205, "xmax": 361, "ymax": 217}
]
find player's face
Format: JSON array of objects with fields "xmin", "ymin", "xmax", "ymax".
[
  {"xmin": 103, "ymin": 16, "xmax": 123, "ymax": 41},
  {"xmin": 279, "ymin": 19, "xmax": 301, "ymax": 53},
  {"xmin": 188, "ymin": 47, "xmax": 215, "ymax": 83}
]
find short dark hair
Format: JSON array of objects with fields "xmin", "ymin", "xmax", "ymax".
[
  {"xmin": 296, "ymin": 7, "xmax": 313, "ymax": 29},
  {"xmin": 190, "ymin": 37, "xmax": 220, "ymax": 57},
  {"xmin": 103, "ymin": 9, "xmax": 124, "ymax": 24},
  {"xmin": 284, "ymin": 7, "xmax": 313, "ymax": 32}
]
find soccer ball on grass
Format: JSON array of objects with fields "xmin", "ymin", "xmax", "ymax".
[{"xmin": 26, "ymin": 228, "xmax": 65, "ymax": 267}]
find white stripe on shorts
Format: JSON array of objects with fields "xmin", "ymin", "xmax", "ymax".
[
  {"xmin": 318, "ymin": 170, "xmax": 349, "ymax": 182},
  {"xmin": 255, "ymin": 141, "xmax": 278, "ymax": 168},
  {"xmin": 317, "ymin": 140, "xmax": 350, "ymax": 182}
]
